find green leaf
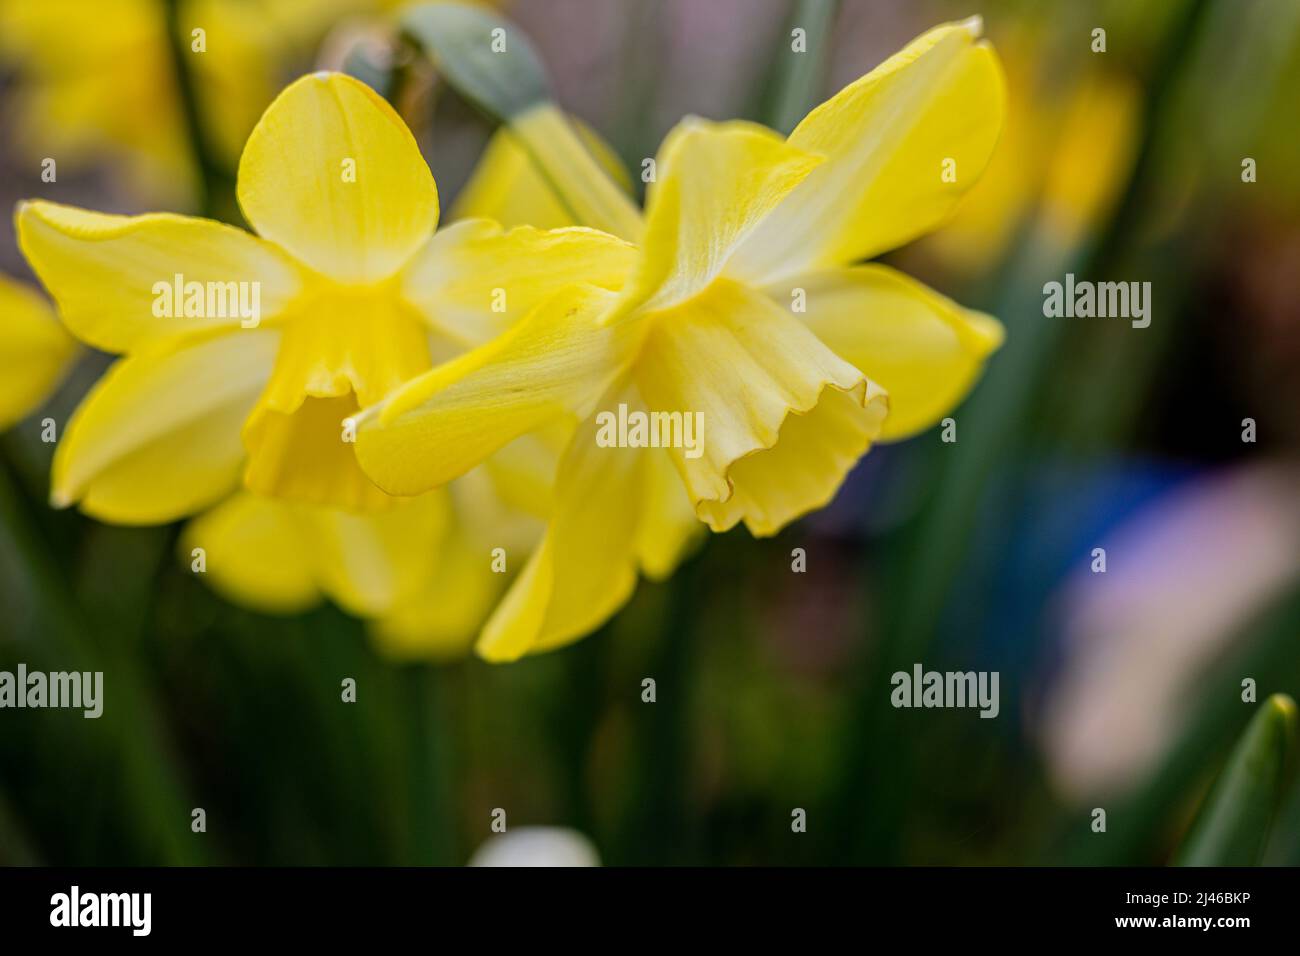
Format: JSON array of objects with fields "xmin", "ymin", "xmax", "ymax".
[
  {"xmin": 1175, "ymin": 693, "xmax": 1298, "ymax": 866},
  {"xmin": 400, "ymin": 2, "xmax": 550, "ymax": 122},
  {"xmin": 760, "ymin": 0, "xmax": 840, "ymax": 135}
]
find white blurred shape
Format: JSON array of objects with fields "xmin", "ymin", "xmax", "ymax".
[{"xmin": 467, "ymin": 827, "xmax": 600, "ymax": 867}]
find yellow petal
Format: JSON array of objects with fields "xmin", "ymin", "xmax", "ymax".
[
  {"xmin": 791, "ymin": 265, "xmax": 1003, "ymax": 440},
  {"xmin": 695, "ymin": 385, "xmax": 887, "ymax": 536},
  {"xmin": 634, "ymin": 435, "xmax": 703, "ymax": 579},
  {"xmin": 0, "ymin": 276, "xmax": 78, "ymax": 429},
  {"xmin": 371, "ymin": 523, "xmax": 500, "ymax": 659},
  {"xmin": 476, "ymin": 403, "xmax": 648, "ymax": 662},
  {"xmin": 372, "ymin": 471, "xmax": 543, "ymax": 659},
  {"xmin": 15, "ymin": 199, "xmax": 301, "ymax": 353},
  {"xmin": 620, "ymin": 118, "xmax": 821, "ymax": 314},
  {"xmin": 179, "ymin": 0, "xmax": 351, "ymax": 168},
  {"xmin": 480, "ymin": 428, "xmax": 567, "ymax": 519},
  {"xmin": 1037, "ymin": 73, "xmax": 1141, "ymax": 250},
  {"xmin": 451, "ymin": 114, "xmax": 634, "ymax": 229},
  {"xmin": 727, "ymin": 17, "xmax": 1006, "ymax": 283},
  {"xmin": 184, "ymin": 489, "xmax": 449, "ymax": 619},
  {"xmin": 181, "ymin": 492, "xmax": 321, "ymax": 614},
  {"xmin": 355, "ymin": 283, "xmax": 636, "ymax": 497},
  {"xmin": 289, "ymin": 490, "xmax": 450, "ymax": 618},
  {"xmin": 475, "ymin": 385, "xmax": 700, "ymax": 661},
  {"xmin": 236, "ymin": 71, "xmax": 439, "ymax": 283},
  {"xmin": 400, "ymin": 218, "xmax": 637, "ymax": 346},
  {"xmin": 633, "ymin": 279, "xmax": 888, "ymax": 536},
  {"xmin": 53, "ymin": 330, "xmax": 278, "ymax": 524}
]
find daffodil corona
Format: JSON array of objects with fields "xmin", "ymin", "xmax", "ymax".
[{"xmin": 355, "ymin": 19, "xmax": 1008, "ymax": 661}]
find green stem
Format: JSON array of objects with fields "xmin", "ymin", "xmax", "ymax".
[
  {"xmin": 761, "ymin": 0, "xmax": 840, "ymax": 134},
  {"xmin": 162, "ymin": 0, "xmax": 234, "ymax": 218}
]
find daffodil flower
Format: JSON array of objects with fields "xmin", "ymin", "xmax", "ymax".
[
  {"xmin": 0, "ymin": 275, "xmax": 79, "ymax": 431},
  {"xmin": 355, "ymin": 19, "xmax": 1008, "ymax": 660},
  {"xmin": 207, "ymin": 114, "xmax": 616, "ymax": 655},
  {"xmin": 15, "ymin": 71, "xmax": 624, "ymax": 656},
  {"xmin": 17, "ymin": 70, "xmax": 634, "ymax": 523}
]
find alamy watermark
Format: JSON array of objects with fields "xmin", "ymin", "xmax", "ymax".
[
  {"xmin": 595, "ymin": 403, "xmax": 704, "ymax": 459},
  {"xmin": 0, "ymin": 664, "xmax": 102, "ymax": 718},
  {"xmin": 1043, "ymin": 273, "xmax": 1150, "ymax": 328},
  {"xmin": 152, "ymin": 273, "xmax": 261, "ymax": 328},
  {"xmin": 890, "ymin": 663, "xmax": 999, "ymax": 718},
  {"xmin": 50, "ymin": 886, "xmax": 150, "ymax": 936}
]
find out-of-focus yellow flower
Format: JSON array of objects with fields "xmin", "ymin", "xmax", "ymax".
[
  {"xmin": 181, "ymin": 0, "xmax": 502, "ymax": 168},
  {"xmin": 0, "ymin": 0, "xmax": 436, "ymax": 204},
  {"xmin": 181, "ymin": 418, "xmax": 555, "ymax": 657},
  {"xmin": 355, "ymin": 19, "xmax": 1007, "ymax": 660},
  {"xmin": 369, "ymin": 459, "xmax": 545, "ymax": 656},
  {"xmin": 451, "ymin": 119, "xmax": 633, "ymax": 231},
  {"xmin": 17, "ymin": 71, "xmax": 633, "ymax": 523},
  {"xmin": 0, "ymin": 275, "xmax": 79, "ymax": 430},
  {"xmin": 180, "ymin": 0, "xmax": 398, "ymax": 166},
  {"xmin": 0, "ymin": 0, "xmax": 196, "ymax": 205},
  {"xmin": 1036, "ymin": 74, "xmax": 1140, "ymax": 249},
  {"xmin": 180, "ymin": 460, "xmax": 544, "ymax": 658},
  {"xmin": 181, "ymin": 487, "xmax": 449, "ymax": 616},
  {"xmin": 924, "ymin": 41, "xmax": 1140, "ymax": 271}
]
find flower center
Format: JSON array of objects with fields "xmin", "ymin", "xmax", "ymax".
[{"xmin": 242, "ymin": 282, "xmax": 433, "ymax": 511}]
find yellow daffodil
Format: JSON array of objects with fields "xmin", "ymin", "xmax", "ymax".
[
  {"xmin": 15, "ymin": 69, "xmax": 624, "ymax": 656},
  {"xmin": 17, "ymin": 70, "xmax": 633, "ymax": 524},
  {"xmin": 0, "ymin": 275, "xmax": 79, "ymax": 431},
  {"xmin": 0, "ymin": 0, "xmax": 196, "ymax": 205},
  {"xmin": 354, "ymin": 18, "xmax": 1008, "ymax": 661},
  {"xmin": 175, "ymin": 124, "xmax": 595, "ymax": 656},
  {"xmin": 188, "ymin": 135, "xmax": 596, "ymax": 654}
]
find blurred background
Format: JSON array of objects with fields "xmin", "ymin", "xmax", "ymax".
[{"xmin": 1, "ymin": 0, "xmax": 1298, "ymax": 865}]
